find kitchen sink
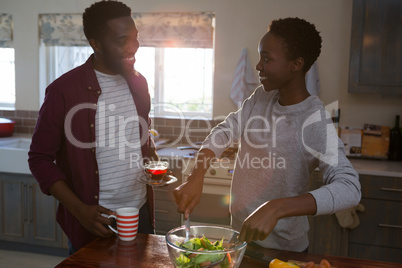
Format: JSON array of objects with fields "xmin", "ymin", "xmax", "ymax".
[
  {"xmin": 0, "ymin": 137, "xmax": 31, "ymax": 174},
  {"xmin": 0, "ymin": 138, "xmax": 31, "ymax": 150}
]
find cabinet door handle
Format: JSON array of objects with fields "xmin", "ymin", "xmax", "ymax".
[
  {"xmin": 378, "ymin": 224, "xmax": 402, "ymax": 229},
  {"xmin": 23, "ymin": 184, "xmax": 28, "ymax": 223},
  {"xmin": 380, "ymin": 187, "xmax": 402, "ymax": 193},
  {"xmin": 28, "ymin": 185, "xmax": 33, "ymax": 223}
]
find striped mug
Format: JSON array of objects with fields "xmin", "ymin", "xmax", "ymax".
[{"xmin": 108, "ymin": 207, "xmax": 139, "ymax": 241}]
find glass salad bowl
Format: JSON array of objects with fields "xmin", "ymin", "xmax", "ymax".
[{"xmin": 166, "ymin": 225, "xmax": 247, "ymax": 268}]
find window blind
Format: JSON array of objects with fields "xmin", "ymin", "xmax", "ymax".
[
  {"xmin": 39, "ymin": 12, "xmax": 214, "ymax": 48},
  {"xmin": 0, "ymin": 14, "xmax": 13, "ymax": 48}
]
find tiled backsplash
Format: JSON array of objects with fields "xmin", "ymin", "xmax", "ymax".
[
  {"xmin": 0, "ymin": 109, "xmax": 220, "ymax": 146},
  {"xmin": 152, "ymin": 117, "xmax": 222, "ymax": 146},
  {"xmin": 0, "ymin": 110, "xmax": 39, "ymax": 134}
]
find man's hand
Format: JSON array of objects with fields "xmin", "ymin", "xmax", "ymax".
[
  {"xmin": 49, "ymin": 180, "xmax": 116, "ymax": 238},
  {"xmin": 75, "ymin": 204, "xmax": 116, "ymax": 237}
]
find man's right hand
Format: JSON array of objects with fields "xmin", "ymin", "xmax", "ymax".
[
  {"xmin": 49, "ymin": 180, "xmax": 115, "ymax": 238},
  {"xmin": 75, "ymin": 204, "xmax": 115, "ymax": 237}
]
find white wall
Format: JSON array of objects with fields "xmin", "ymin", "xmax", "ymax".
[{"xmin": 1, "ymin": 0, "xmax": 401, "ymax": 127}]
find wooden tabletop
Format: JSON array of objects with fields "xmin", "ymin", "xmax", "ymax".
[{"xmin": 55, "ymin": 234, "xmax": 401, "ymax": 268}]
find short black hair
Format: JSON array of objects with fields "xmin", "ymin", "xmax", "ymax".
[
  {"xmin": 83, "ymin": 0, "xmax": 132, "ymax": 40},
  {"xmin": 268, "ymin": 17, "xmax": 322, "ymax": 73}
]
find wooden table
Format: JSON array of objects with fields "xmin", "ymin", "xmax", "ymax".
[{"xmin": 55, "ymin": 234, "xmax": 401, "ymax": 267}]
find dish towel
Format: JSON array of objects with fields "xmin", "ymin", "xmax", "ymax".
[
  {"xmin": 335, "ymin": 203, "xmax": 365, "ymax": 229},
  {"xmin": 305, "ymin": 61, "xmax": 320, "ymax": 96},
  {"xmin": 230, "ymin": 48, "xmax": 259, "ymax": 108}
]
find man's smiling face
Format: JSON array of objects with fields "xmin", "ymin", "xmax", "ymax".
[{"xmin": 92, "ymin": 16, "xmax": 139, "ymax": 77}]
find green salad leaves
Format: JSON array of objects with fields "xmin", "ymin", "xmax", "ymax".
[{"xmin": 175, "ymin": 235, "xmax": 231, "ymax": 268}]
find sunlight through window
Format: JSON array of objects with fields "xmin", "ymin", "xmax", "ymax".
[
  {"xmin": 43, "ymin": 46, "xmax": 214, "ymax": 118},
  {"xmin": 0, "ymin": 48, "xmax": 15, "ymax": 109},
  {"xmin": 136, "ymin": 47, "xmax": 213, "ymax": 118}
]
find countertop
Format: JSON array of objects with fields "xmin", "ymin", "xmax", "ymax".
[
  {"xmin": 156, "ymin": 146, "xmax": 402, "ymax": 178},
  {"xmin": 157, "ymin": 146, "xmax": 198, "ymax": 159},
  {"xmin": 1, "ymin": 134, "xmax": 401, "ymax": 178},
  {"xmin": 54, "ymin": 234, "xmax": 401, "ymax": 267},
  {"xmin": 348, "ymin": 158, "xmax": 402, "ymax": 178},
  {"xmin": 0, "ymin": 134, "xmax": 32, "ymax": 174}
]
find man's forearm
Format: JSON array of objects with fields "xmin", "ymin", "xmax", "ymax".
[{"xmin": 48, "ymin": 180, "xmax": 85, "ymax": 219}]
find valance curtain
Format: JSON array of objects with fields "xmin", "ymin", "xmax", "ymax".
[
  {"xmin": 0, "ymin": 14, "xmax": 13, "ymax": 48},
  {"xmin": 39, "ymin": 12, "xmax": 214, "ymax": 48},
  {"xmin": 39, "ymin": 14, "xmax": 87, "ymax": 46},
  {"xmin": 133, "ymin": 12, "xmax": 214, "ymax": 48}
]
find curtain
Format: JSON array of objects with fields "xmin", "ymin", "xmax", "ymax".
[
  {"xmin": 133, "ymin": 12, "xmax": 214, "ymax": 48},
  {"xmin": 0, "ymin": 14, "xmax": 13, "ymax": 48},
  {"xmin": 39, "ymin": 12, "xmax": 214, "ymax": 48},
  {"xmin": 39, "ymin": 14, "xmax": 87, "ymax": 46}
]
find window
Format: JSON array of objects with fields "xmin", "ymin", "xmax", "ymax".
[
  {"xmin": 136, "ymin": 47, "xmax": 213, "ymax": 118},
  {"xmin": 0, "ymin": 48, "xmax": 15, "ymax": 109},
  {"xmin": 41, "ymin": 46, "xmax": 214, "ymax": 118},
  {"xmin": 40, "ymin": 45, "xmax": 93, "ymax": 104},
  {"xmin": 39, "ymin": 12, "xmax": 215, "ymax": 118},
  {"xmin": 0, "ymin": 14, "xmax": 14, "ymax": 109}
]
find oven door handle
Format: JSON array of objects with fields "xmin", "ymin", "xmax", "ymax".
[{"xmin": 203, "ymin": 178, "xmax": 231, "ymax": 187}]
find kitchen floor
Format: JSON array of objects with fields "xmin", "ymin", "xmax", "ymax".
[
  {"xmin": 0, "ymin": 250, "xmax": 65, "ymax": 268},
  {"xmin": 0, "ymin": 242, "xmax": 67, "ymax": 268}
]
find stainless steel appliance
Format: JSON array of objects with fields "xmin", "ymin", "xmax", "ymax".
[{"xmin": 181, "ymin": 148, "xmax": 237, "ymax": 227}]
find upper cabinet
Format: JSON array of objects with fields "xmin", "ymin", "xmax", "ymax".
[{"xmin": 348, "ymin": 0, "xmax": 402, "ymax": 96}]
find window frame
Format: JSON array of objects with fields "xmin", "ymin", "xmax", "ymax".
[{"xmin": 39, "ymin": 44, "xmax": 214, "ymax": 119}]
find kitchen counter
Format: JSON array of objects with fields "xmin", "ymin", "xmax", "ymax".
[
  {"xmin": 349, "ymin": 158, "xmax": 402, "ymax": 178},
  {"xmin": 157, "ymin": 146, "xmax": 197, "ymax": 159},
  {"xmin": 0, "ymin": 135, "xmax": 401, "ymax": 178},
  {"xmin": 54, "ymin": 234, "xmax": 401, "ymax": 267},
  {"xmin": 156, "ymin": 145, "xmax": 402, "ymax": 178},
  {"xmin": 0, "ymin": 134, "xmax": 32, "ymax": 174}
]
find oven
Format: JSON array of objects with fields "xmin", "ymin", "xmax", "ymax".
[{"xmin": 181, "ymin": 148, "xmax": 237, "ymax": 227}]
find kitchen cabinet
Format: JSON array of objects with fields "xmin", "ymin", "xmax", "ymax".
[
  {"xmin": 308, "ymin": 171, "xmax": 402, "ymax": 263},
  {"xmin": 348, "ymin": 0, "xmax": 402, "ymax": 95},
  {"xmin": 0, "ymin": 172, "xmax": 65, "ymax": 248},
  {"xmin": 348, "ymin": 174, "xmax": 402, "ymax": 262},
  {"xmin": 153, "ymin": 157, "xmax": 183, "ymax": 235}
]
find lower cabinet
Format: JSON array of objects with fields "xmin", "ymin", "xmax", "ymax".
[
  {"xmin": 308, "ymin": 171, "xmax": 402, "ymax": 264},
  {"xmin": 348, "ymin": 174, "xmax": 402, "ymax": 263},
  {"xmin": 0, "ymin": 172, "xmax": 66, "ymax": 248},
  {"xmin": 0, "ymin": 158, "xmax": 185, "ymax": 246}
]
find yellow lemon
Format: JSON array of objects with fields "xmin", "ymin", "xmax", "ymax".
[{"xmin": 269, "ymin": 258, "xmax": 299, "ymax": 268}]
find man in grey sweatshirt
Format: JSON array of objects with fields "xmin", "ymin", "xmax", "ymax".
[{"xmin": 173, "ymin": 17, "xmax": 361, "ymax": 252}]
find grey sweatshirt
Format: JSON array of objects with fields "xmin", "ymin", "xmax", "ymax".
[{"xmin": 201, "ymin": 87, "xmax": 361, "ymax": 251}]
